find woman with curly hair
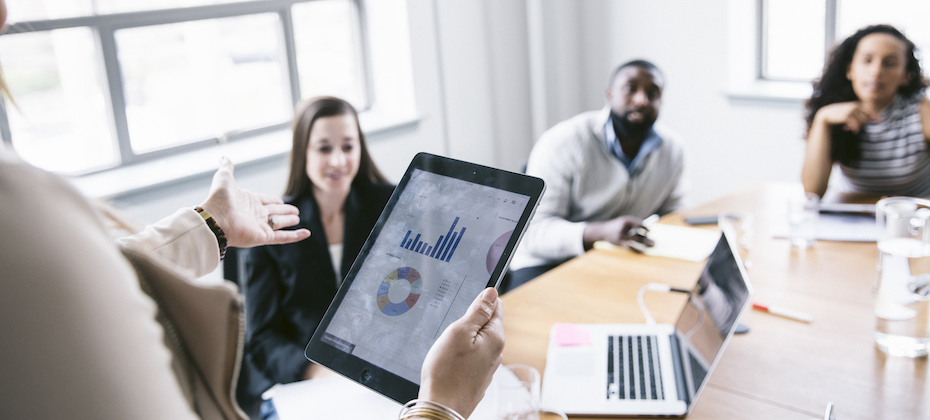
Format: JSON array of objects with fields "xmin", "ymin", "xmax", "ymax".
[{"xmin": 802, "ymin": 25, "xmax": 930, "ymax": 197}]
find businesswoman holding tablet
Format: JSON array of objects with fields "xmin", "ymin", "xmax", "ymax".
[
  {"xmin": 238, "ymin": 96, "xmax": 395, "ymax": 416},
  {"xmin": 0, "ymin": 0, "xmax": 504, "ymax": 415},
  {"xmin": 802, "ymin": 25, "xmax": 930, "ymax": 198}
]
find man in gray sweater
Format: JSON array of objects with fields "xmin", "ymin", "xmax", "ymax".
[{"xmin": 507, "ymin": 60, "xmax": 686, "ymax": 291}]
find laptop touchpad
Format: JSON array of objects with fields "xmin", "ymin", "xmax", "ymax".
[{"xmin": 552, "ymin": 350, "xmax": 596, "ymax": 376}]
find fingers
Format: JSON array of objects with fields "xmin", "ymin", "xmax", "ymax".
[
  {"xmin": 258, "ymin": 193, "xmax": 285, "ymax": 206},
  {"xmin": 480, "ymin": 297, "xmax": 505, "ymax": 355},
  {"xmin": 627, "ymin": 240, "xmax": 647, "ymax": 253},
  {"xmin": 268, "ymin": 214, "xmax": 301, "ymax": 230},
  {"xmin": 266, "ymin": 228, "xmax": 311, "ymax": 245},
  {"xmin": 861, "ymin": 107, "xmax": 880, "ymax": 122},
  {"xmin": 844, "ymin": 115, "xmax": 863, "ymax": 133},
  {"xmin": 623, "ymin": 226, "xmax": 649, "ymax": 241},
  {"xmin": 618, "ymin": 216, "xmax": 646, "ymax": 240},
  {"xmin": 621, "ymin": 218, "xmax": 645, "ymax": 233},
  {"xmin": 467, "ymin": 288, "xmax": 504, "ymax": 353},
  {"xmin": 462, "ymin": 288, "xmax": 499, "ymax": 329},
  {"xmin": 265, "ymin": 204, "xmax": 301, "ymax": 232},
  {"xmin": 483, "ymin": 295, "xmax": 504, "ymax": 337},
  {"xmin": 266, "ymin": 203, "xmax": 300, "ymax": 216},
  {"xmin": 844, "ymin": 106, "xmax": 880, "ymax": 133},
  {"xmin": 219, "ymin": 156, "xmax": 234, "ymax": 173},
  {"xmin": 625, "ymin": 233, "xmax": 654, "ymax": 253},
  {"xmin": 213, "ymin": 156, "xmax": 235, "ymax": 181}
]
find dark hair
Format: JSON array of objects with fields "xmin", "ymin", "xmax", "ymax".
[
  {"xmin": 805, "ymin": 25, "xmax": 927, "ymax": 164},
  {"xmin": 283, "ymin": 96, "xmax": 388, "ymax": 199},
  {"xmin": 608, "ymin": 59, "xmax": 664, "ymax": 87}
]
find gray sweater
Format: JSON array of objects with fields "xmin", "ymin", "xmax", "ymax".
[{"xmin": 511, "ymin": 107, "xmax": 686, "ymax": 270}]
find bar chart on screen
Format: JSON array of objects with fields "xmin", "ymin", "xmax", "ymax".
[{"xmin": 399, "ymin": 216, "xmax": 467, "ymax": 262}]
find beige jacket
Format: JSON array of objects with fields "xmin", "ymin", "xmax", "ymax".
[{"xmin": 0, "ymin": 145, "xmax": 245, "ymax": 419}]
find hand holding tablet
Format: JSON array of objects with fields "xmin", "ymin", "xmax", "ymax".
[
  {"xmin": 418, "ymin": 287, "xmax": 504, "ymax": 418},
  {"xmin": 305, "ymin": 153, "xmax": 544, "ymax": 403}
]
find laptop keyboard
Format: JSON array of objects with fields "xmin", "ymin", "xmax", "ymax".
[{"xmin": 606, "ymin": 335, "xmax": 664, "ymax": 400}]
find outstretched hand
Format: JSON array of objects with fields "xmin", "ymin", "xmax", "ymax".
[
  {"xmin": 419, "ymin": 287, "xmax": 505, "ymax": 418},
  {"xmin": 199, "ymin": 157, "xmax": 311, "ymax": 248}
]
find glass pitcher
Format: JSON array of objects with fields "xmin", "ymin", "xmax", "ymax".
[{"xmin": 874, "ymin": 197, "xmax": 930, "ymax": 357}]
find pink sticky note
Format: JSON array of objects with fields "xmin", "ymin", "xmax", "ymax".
[{"xmin": 553, "ymin": 323, "xmax": 591, "ymax": 347}]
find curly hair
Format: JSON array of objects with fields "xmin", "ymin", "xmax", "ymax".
[{"xmin": 805, "ymin": 25, "xmax": 927, "ymax": 164}]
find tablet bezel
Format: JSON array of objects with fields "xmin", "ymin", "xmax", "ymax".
[{"xmin": 304, "ymin": 152, "xmax": 545, "ymax": 403}]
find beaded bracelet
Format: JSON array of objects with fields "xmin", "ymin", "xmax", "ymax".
[
  {"xmin": 398, "ymin": 399, "xmax": 465, "ymax": 420},
  {"xmin": 194, "ymin": 206, "xmax": 228, "ymax": 261}
]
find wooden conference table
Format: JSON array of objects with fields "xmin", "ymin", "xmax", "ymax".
[{"xmin": 500, "ymin": 183, "xmax": 927, "ymax": 419}]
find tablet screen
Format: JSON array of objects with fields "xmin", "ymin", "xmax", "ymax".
[{"xmin": 318, "ymin": 167, "xmax": 531, "ymax": 383}]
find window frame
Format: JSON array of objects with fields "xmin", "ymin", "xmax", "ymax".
[
  {"xmin": 0, "ymin": 0, "xmax": 372, "ymax": 172},
  {"xmin": 727, "ymin": 0, "xmax": 836, "ymax": 101},
  {"xmin": 758, "ymin": 0, "xmax": 836, "ymax": 83}
]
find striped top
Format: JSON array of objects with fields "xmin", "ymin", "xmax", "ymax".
[{"xmin": 839, "ymin": 92, "xmax": 930, "ymax": 197}]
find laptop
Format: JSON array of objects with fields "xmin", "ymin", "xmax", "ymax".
[{"xmin": 540, "ymin": 230, "xmax": 752, "ymax": 417}]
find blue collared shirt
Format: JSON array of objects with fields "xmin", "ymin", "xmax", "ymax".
[{"xmin": 604, "ymin": 114, "xmax": 662, "ymax": 176}]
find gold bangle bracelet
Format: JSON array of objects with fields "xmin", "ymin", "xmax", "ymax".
[
  {"xmin": 400, "ymin": 408, "xmax": 447, "ymax": 420},
  {"xmin": 398, "ymin": 399, "xmax": 465, "ymax": 420}
]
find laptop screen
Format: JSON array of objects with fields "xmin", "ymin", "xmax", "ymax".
[{"xmin": 673, "ymin": 233, "xmax": 751, "ymax": 406}]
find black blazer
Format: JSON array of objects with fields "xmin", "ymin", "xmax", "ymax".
[{"xmin": 237, "ymin": 183, "xmax": 393, "ymax": 412}]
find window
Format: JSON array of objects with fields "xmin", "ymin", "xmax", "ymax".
[
  {"xmin": 0, "ymin": 0, "xmax": 370, "ymax": 175},
  {"xmin": 762, "ymin": 0, "xmax": 930, "ymax": 82},
  {"xmin": 761, "ymin": 0, "xmax": 827, "ymax": 81},
  {"xmin": 728, "ymin": 0, "xmax": 930, "ymax": 100}
]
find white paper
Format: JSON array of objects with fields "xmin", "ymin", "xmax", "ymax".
[
  {"xmin": 269, "ymin": 375, "xmax": 400, "ymax": 420},
  {"xmin": 771, "ymin": 213, "xmax": 877, "ymax": 242},
  {"xmin": 270, "ymin": 366, "xmax": 508, "ymax": 420},
  {"xmin": 594, "ymin": 223, "xmax": 720, "ymax": 262}
]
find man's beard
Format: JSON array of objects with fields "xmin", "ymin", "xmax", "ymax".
[{"xmin": 611, "ymin": 110, "xmax": 656, "ymax": 140}]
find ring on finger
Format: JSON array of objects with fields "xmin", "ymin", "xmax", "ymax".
[{"xmin": 268, "ymin": 215, "xmax": 276, "ymax": 229}]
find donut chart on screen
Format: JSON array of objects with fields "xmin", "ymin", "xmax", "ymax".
[
  {"xmin": 376, "ymin": 267, "xmax": 423, "ymax": 316},
  {"xmin": 486, "ymin": 230, "xmax": 513, "ymax": 274}
]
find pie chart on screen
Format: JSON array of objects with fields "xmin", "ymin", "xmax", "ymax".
[
  {"xmin": 486, "ymin": 230, "xmax": 512, "ymax": 274},
  {"xmin": 376, "ymin": 267, "xmax": 422, "ymax": 316}
]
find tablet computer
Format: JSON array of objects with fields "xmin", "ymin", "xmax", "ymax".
[{"xmin": 304, "ymin": 152, "xmax": 545, "ymax": 403}]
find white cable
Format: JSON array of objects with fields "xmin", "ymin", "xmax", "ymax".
[
  {"xmin": 646, "ymin": 282, "xmax": 671, "ymax": 293},
  {"xmin": 637, "ymin": 282, "xmax": 671, "ymax": 325}
]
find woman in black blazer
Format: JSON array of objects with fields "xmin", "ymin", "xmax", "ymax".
[{"xmin": 237, "ymin": 97, "xmax": 393, "ymax": 417}]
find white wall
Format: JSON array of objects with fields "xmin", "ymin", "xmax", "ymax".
[
  {"xmin": 109, "ymin": 0, "xmax": 809, "ymax": 227},
  {"xmin": 600, "ymin": 0, "xmax": 807, "ymax": 204},
  {"xmin": 527, "ymin": 0, "xmax": 808, "ymax": 206}
]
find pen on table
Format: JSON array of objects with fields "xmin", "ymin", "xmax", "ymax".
[
  {"xmin": 752, "ymin": 303, "xmax": 814, "ymax": 323},
  {"xmin": 630, "ymin": 214, "xmax": 660, "ymax": 237},
  {"xmin": 627, "ymin": 214, "xmax": 659, "ymax": 253},
  {"xmin": 642, "ymin": 214, "xmax": 660, "ymax": 228}
]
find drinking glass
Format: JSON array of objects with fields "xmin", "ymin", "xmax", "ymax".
[
  {"xmin": 787, "ymin": 192, "xmax": 819, "ymax": 249},
  {"xmin": 497, "ymin": 364, "xmax": 540, "ymax": 420},
  {"xmin": 874, "ymin": 197, "xmax": 930, "ymax": 357}
]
